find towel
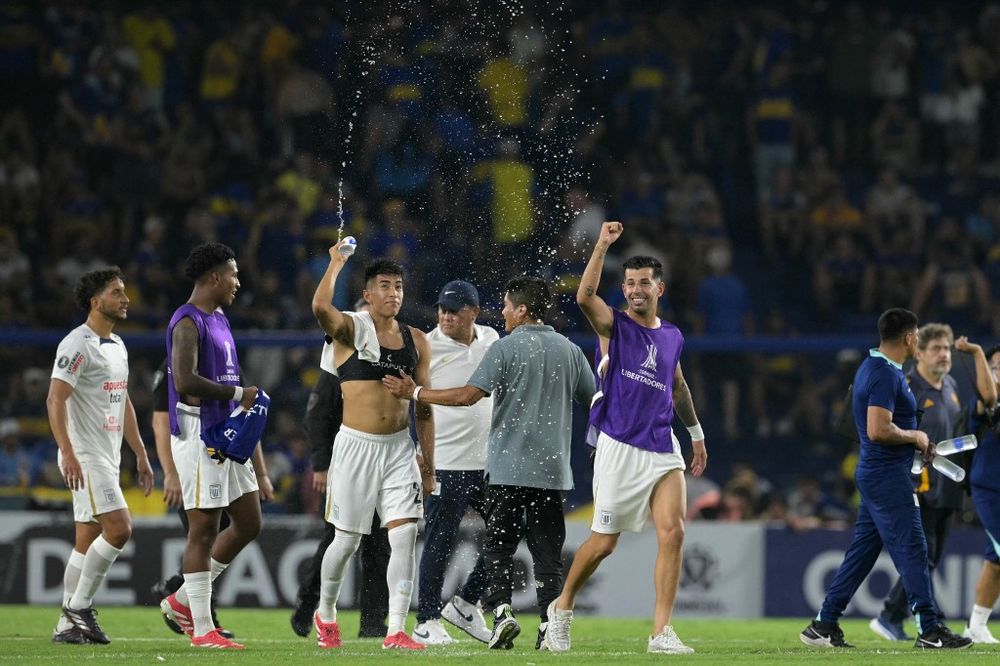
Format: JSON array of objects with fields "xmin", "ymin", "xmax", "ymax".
[{"xmin": 344, "ymin": 311, "xmax": 381, "ymax": 363}]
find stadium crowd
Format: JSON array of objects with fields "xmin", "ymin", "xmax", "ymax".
[{"xmin": 2, "ymin": 0, "xmax": 1000, "ymax": 522}]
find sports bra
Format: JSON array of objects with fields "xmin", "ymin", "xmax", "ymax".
[{"xmin": 337, "ymin": 321, "xmax": 418, "ymax": 383}]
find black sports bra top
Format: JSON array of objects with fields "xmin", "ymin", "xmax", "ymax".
[{"xmin": 337, "ymin": 322, "xmax": 418, "ymax": 383}]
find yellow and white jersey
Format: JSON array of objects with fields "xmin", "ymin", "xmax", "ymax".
[{"xmin": 51, "ymin": 324, "xmax": 129, "ymax": 470}]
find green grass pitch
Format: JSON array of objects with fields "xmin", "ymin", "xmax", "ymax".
[{"xmin": 2, "ymin": 605, "xmax": 998, "ymax": 663}]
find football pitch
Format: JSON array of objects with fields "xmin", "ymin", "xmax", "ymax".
[{"xmin": 2, "ymin": 606, "xmax": 997, "ymax": 663}]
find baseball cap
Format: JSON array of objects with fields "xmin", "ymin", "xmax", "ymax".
[
  {"xmin": 201, "ymin": 389, "xmax": 271, "ymax": 465},
  {"xmin": 435, "ymin": 280, "xmax": 479, "ymax": 310}
]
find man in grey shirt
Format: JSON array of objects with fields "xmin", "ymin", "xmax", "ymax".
[{"xmin": 383, "ymin": 276, "xmax": 595, "ymax": 651}]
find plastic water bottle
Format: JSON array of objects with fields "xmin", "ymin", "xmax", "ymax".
[
  {"xmin": 338, "ymin": 236, "xmax": 357, "ymax": 257},
  {"xmin": 931, "ymin": 455, "xmax": 966, "ymax": 483},
  {"xmin": 911, "ymin": 451, "xmax": 924, "ymax": 475},
  {"xmin": 935, "ymin": 434, "xmax": 977, "ymax": 457}
]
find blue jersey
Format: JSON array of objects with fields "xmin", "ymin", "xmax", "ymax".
[
  {"xmin": 853, "ymin": 350, "xmax": 918, "ymax": 470},
  {"xmin": 970, "ymin": 406, "xmax": 1000, "ymax": 493}
]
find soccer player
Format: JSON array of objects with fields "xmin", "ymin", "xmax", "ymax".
[
  {"xmin": 310, "ymin": 241, "xmax": 434, "ymax": 651},
  {"xmin": 412, "ymin": 280, "xmax": 498, "ymax": 645},
  {"xmin": 291, "ymin": 299, "xmax": 391, "ymax": 639},
  {"xmin": 383, "ymin": 275, "xmax": 595, "ymax": 651},
  {"xmin": 159, "ymin": 242, "xmax": 274, "ymax": 650},
  {"xmin": 869, "ymin": 326, "xmax": 995, "ymax": 641},
  {"xmin": 964, "ymin": 343, "xmax": 1000, "ymax": 643},
  {"xmin": 543, "ymin": 221, "xmax": 707, "ymax": 655},
  {"xmin": 48, "ymin": 267, "xmax": 154, "ymax": 644},
  {"xmin": 150, "ymin": 357, "xmax": 234, "ymax": 639},
  {"xmin": 800, "ymin": 308, "xmax": 972, "ymax": 650}
]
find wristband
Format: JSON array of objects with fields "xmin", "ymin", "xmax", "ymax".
[
  {"xmin": 687, "ymin": 423, "xmax": 704, "ymax": 441},
  {"xmin": 232, "ymin": 386, "xmax": 244, "ymax": 402},
  {"xmin": 412, "ymin": 385, "xmax": 422, "ymax": 402}
]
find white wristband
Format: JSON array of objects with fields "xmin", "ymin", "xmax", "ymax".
[
  {"xmin": 412, "ymin": 386, "xmax": 422, "ymax": 402},
  {"xmin": 687, "ymin": 423, "xmax": 704, "ymax": 441},
  {"xmin": 232, "ymin": 386, "xmax": 244, "ymax": 402}
]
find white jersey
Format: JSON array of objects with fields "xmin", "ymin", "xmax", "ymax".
[
  {"xmin": 51, "ymin": 324, "xmax": 129, "ymax": 469},
  {"xmin": 428, "ymin": 324, "xmax": 498, "ymax": 470}
]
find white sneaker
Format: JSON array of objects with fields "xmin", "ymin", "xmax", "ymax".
[
  {"xmin": 412, "ymin": 619, "xmax": 455, "ymax": 645},
  {"xmin": 441, "ymin": 595, "xmax": 491, "ymax": 643},
  {"xmin": 648, "ymin": 625, "xmax": 694, "ymax": 654},
  {"xmin": 963, "ymin": 624, "xmax": 1000, "ymax": 644},
  {"xmin": 543, "ymin": 599, "xmax": 572, "ymax": 652}
]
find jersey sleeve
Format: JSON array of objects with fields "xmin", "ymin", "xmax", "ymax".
[
  {"xmin": 468, "ymin": 341, "xmax": 505, "ymax": 396},
  {"xmin": 51, "ymin": 334, "xmax": 89, "ymax": 389},
  {"xmin": 866, "ymin": 367, "xmax": 897, "ymax": 412}
]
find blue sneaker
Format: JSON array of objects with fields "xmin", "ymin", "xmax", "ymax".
[{"xmin": 869, "ymin": 616, "xmax": 912, "ymax": 641}]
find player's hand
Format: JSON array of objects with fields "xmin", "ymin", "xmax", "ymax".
[
  {"xmin": 690, "ymin": 439, "xmax": 707, "ymax": 477},
  {"xmin": 138, "ymin": 458, "xmax": 155, "ymax": 497},
  {"xmin": 163, "ymin": 471, "xmax": 183, "ymax": 507},
  {"xmin": 954, "ymin": 336, "xmax": 982, "ymax": 355},
  {"xmin": 240, "ymin": 386, "xmax": 258, "ymax": 411},
  {"xmin": 61, "ymin": 451, "xmax": 84, "ymax": 491},
  {"xmin": 421, "ymin": 469, "xmax": 437, "ymax": 496},
  {"xmin": 598, "ymin": 221, "xmax": 623, "ymax": 247},
  {"xmin": 312, "ymin": 469, "xmax": 327, "ymax": 493},
  {"xmin": 382, "ymin": 371, "xmax": 416, "ymax": 399},
  {"xmin": 328, "ymin": 240, "xmax": 353, "ymax": 264},
  {"xmin": 257, "ymin": 473, "xmax": 274, "ymax": 502}
]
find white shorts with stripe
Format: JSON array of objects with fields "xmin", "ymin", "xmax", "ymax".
[
  {"xmin": 591, "ymin": 431, "xmax": 685, "ymax": 534},
  {"xmin": 325, "ymin": 425, "xmax": 423, "ymax": 534},
  {"xmin": 172, "ymin": 404, "xmax": 258, "ymax": 510},
  {"xmin": 63, "ymin": 460, "xmax": 128, "ymax": 523}
]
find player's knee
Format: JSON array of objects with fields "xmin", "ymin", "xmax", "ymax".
[
  {"xmin": 387, "ymin": 521, "xmax": 418, "ymax": 551},
  {"xmin": 103, "ymin": 521, "xmax": 132, "ymax": 548},
  {"xmin": 657, "ymin": 518, "xmax": 685, "ymax": 547},
  {"xmin": 589, "ymin": 533, "xmax": 619, "ymax": 559}
]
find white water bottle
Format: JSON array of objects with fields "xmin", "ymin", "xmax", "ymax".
[
  {"xmin": 931, "ymin": 455, "xmax": 966, "ymax": 483},
  {"xmin": 338, "ymin": 235, "xmax": 357, "ymax": 256},
  {"xmin": 935, "ymin": 434, "xmax": 977, "ymax": 457},
  {"xmin": 911, "ymin": 451, "xmax": 924, "ymax": 475}
]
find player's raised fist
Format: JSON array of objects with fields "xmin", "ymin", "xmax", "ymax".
[{"xmin": 599, "ymin": 221, "xmax": 623, "ymax": 246}]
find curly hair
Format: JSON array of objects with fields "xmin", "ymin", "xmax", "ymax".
[
  {"xmin": 74, "ymin": 267, "xmax": 125, "ymax": 311},
  {"xmin": 183, "ymin": 242, "xmax": 236, "ymax": 281}
]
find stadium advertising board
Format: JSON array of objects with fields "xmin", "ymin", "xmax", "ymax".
[
  {"xmin": 764, "ymin": 527, "xmax": 990, "ymax": 618},
  {"xmin": 1, "ymin": 513, "xmax": 763, "ymax": 617}
]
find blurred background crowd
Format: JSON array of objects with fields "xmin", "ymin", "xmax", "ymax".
[{"xmin": 2, "ymin": 0, "xmax": 1000, "ymax": 527}]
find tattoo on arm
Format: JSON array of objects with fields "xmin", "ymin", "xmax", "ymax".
[
  {"xmin": 673, "ymin": 376, "xmax": 699, "ymax": 427},
  {"xmin": 585, "ymin": 286, "xmax": 594, "ymax": 296}
]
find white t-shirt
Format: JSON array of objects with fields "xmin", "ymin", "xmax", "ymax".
[
  {"xmin": 428, "ymin": 324, "xmax": 498, "ymax": 470},
  {"xmin": 51, "ymin": 324, "xmax": 129, "ymax": 469}
]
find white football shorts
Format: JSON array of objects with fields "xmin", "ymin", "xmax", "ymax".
[
  {"xmin": 325, "ymin": 425, "xmax": 423, "ymax": 534},
  {"xmin": 172, "ymin": 403, "xmax": 258, "ymax": 510},
  {"xmin": 591, "ymin": 430, "xmax": 686, "ymax": 534},
  {"xmin": 63, "ymin": 460, "xmax": 128, "ymax": 523}
]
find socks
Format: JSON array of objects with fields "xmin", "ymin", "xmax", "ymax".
[
  {"xmin": 184, "ymin": 571, "xmax": 213, "ymax": 637},
  {"xmin": 318, "ymin": 531, "xmax": 361, "ymax": 623},
  {"xmin": 57, "ymin": 550, "xmax": 86, "ymax": 631},
  {"xmin": 386, "ymin": 523, "xmax": 417, "ymax": 635},
  {"xmin": 176, "ymin": 558, "xmax": 229, "ymax": 607},
  {"xmin": 970, "ymin": 604, "xmax": 992, "ymax": 629},
  {"xmin": 68, "ymin": 536, "xmax": 122, "ymax": 610}
]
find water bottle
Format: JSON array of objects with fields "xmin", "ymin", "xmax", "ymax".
[
  {"xmin": 931, "ymin": 455, "xmax": 966, "ymax": 483},
  {"xmin": 338, "ymin": 236, "xmax": 357, "ymax": 257},
  {"xmin": 935, "ymin": 434, "xmax": 977, "ymax": 457},
  {"xmin": 911, "ymin": 451, "xmax": 924, "ymax": 475}
]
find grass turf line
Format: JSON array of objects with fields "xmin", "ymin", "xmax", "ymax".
[{"xmin": 2, "ymin": 605, "xmax": 998, "ymax": 663}]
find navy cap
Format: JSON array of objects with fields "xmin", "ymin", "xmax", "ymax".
[{"xmin": 436, "ymin": 280, "xmax": 479, "ymax": 310}]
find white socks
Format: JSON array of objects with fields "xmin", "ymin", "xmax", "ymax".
[
  {"xmin": 68, "ymin": 536, "xmax": 122, "ymax": 610},
  {"xmin": 386, "ymin": 523, "xmax": 417, "ymax": 635},
  {"xmin": 970, "ymin": 604, "xmax": 992, "ymax": 628},
  {"xmin": 57, "ymin": 550, "xmax": 86, "ymax": 631},
  {"xmin": 175, "ymin": 558, "xmax": 229, "ymax": 606},
  {"xmin": 184, "ymin": 571, "xmax": 213, "ymax": 637},
  {"xmin": 318, "ymin": 531, "xmax": 362, "ymax": 623}
]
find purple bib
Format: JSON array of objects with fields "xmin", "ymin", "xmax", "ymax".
[
  {"xmin": 588, "ymin": 309, "xmax": 684, "ymax": 453},
  {"xmin": 166, "ymin": 304, "xmax": 241, "ymax": 435}
]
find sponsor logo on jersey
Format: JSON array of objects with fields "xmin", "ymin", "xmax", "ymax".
[
  {"xmin": 103, "ymin": 380, "xmax": 128, "ymax": 391},
  {"xmin": 641, "ymin": 343, "xmax": 658, "ymax": 371},
  {"xmin": 103, "ymin": 415, "xmax": 122, "ymax": 432},
  {"xmin": 57, "ymin": 356, "xmax": 69, "ymax": 369},
  {"xmin": 69, "ymin": 352, "xmax": 85, "ymax": 375}
]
